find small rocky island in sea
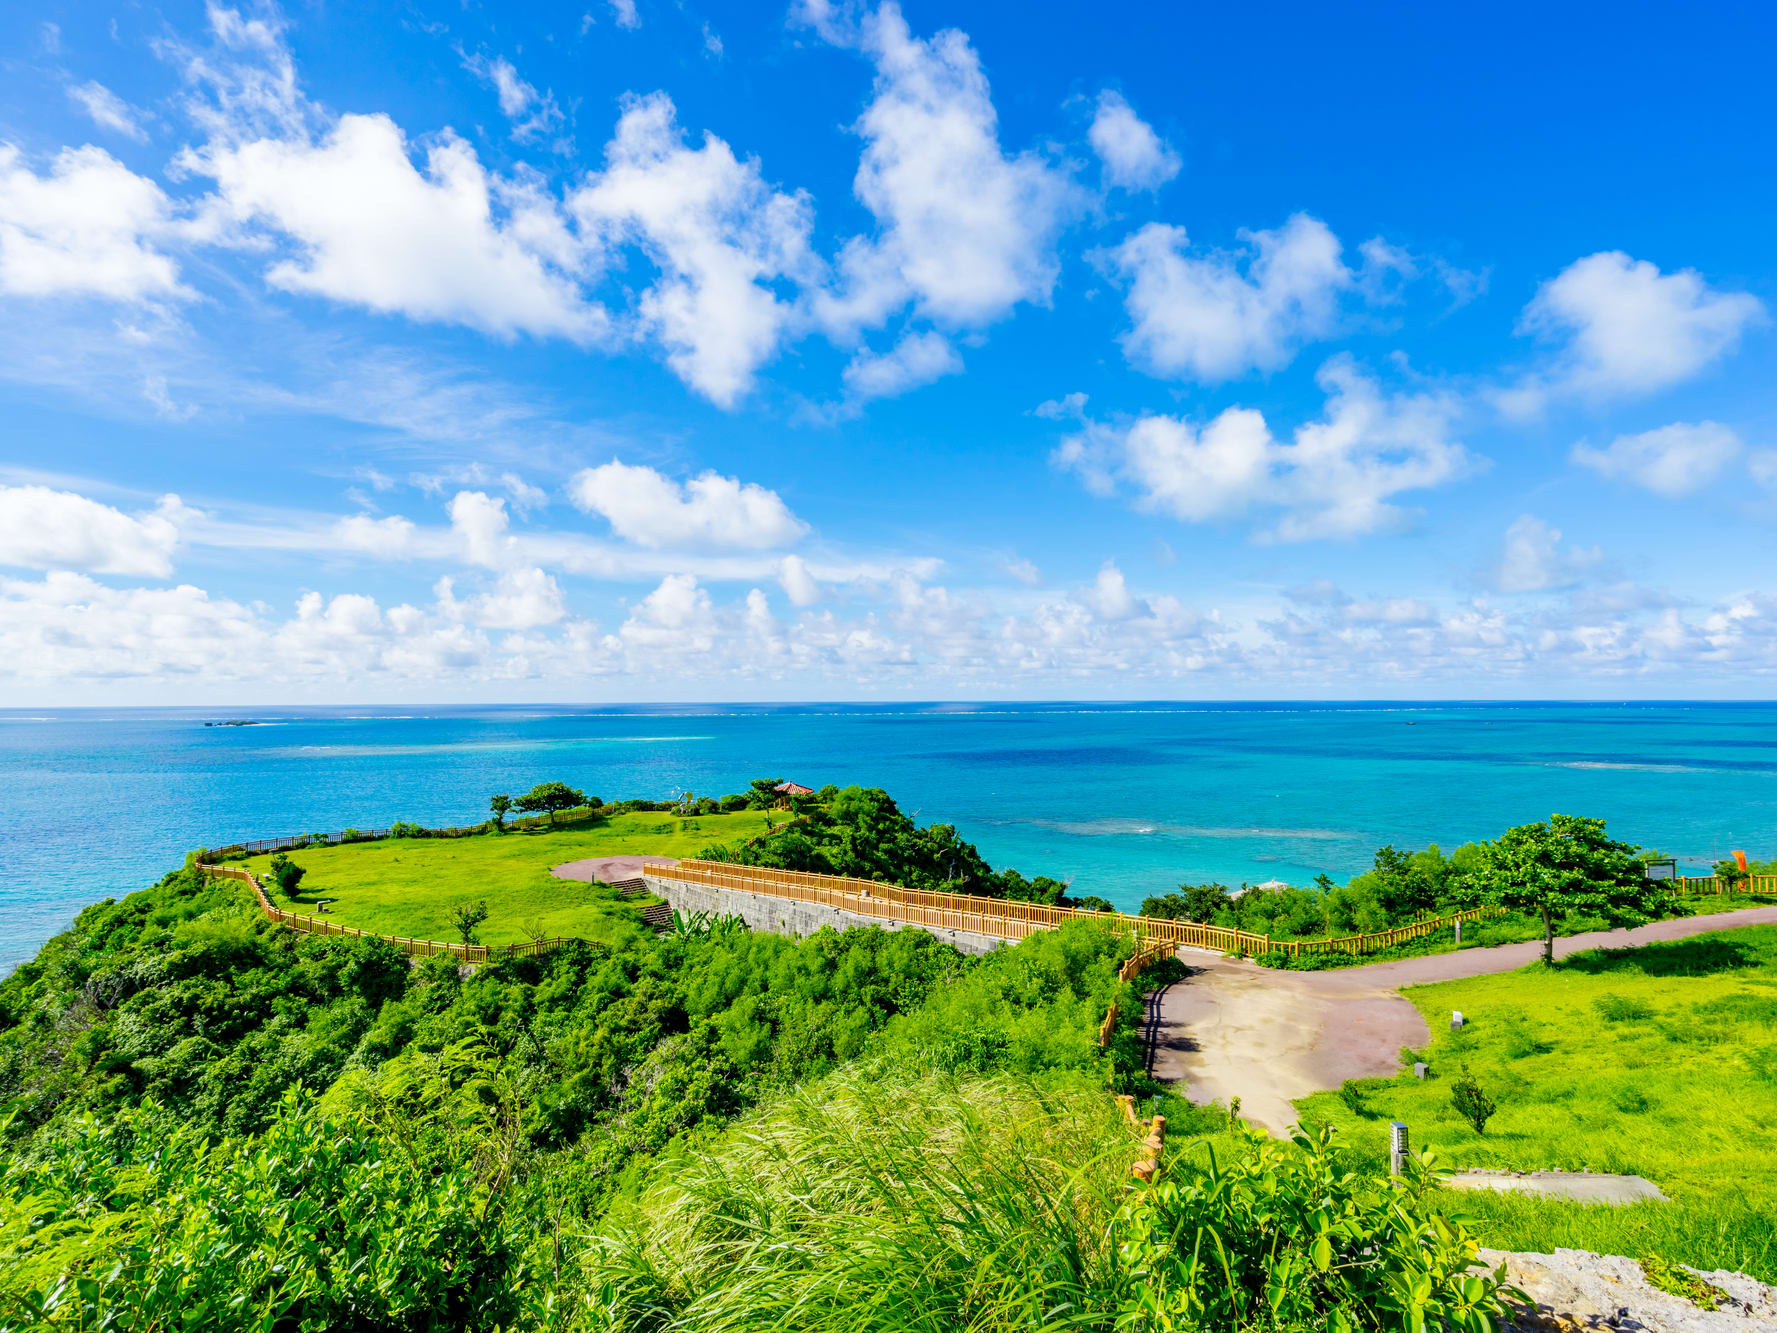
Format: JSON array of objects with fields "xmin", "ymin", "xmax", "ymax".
[{"xmin": 203, "ymin": 719, "xmax": 262, "ymax": 727}]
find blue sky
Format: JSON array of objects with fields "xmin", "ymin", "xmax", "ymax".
[{"xmin": 1, "ymin": 0, "xmax": 1775, "ymax": 704}]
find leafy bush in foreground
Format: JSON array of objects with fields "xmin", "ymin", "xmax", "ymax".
[{"xmin": 1, "ymin": 1094, "xmax": 523, "ymax": 1333}]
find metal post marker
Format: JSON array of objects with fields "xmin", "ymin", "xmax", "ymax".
[{"xmin": 1389, "ymin": 1122, "xmax": 1409, "ymax": 1176}]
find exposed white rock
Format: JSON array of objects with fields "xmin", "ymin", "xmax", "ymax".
[{"xmin": 1482, "ymin": 1247, "xmax": 1777, "ymax": 1332}]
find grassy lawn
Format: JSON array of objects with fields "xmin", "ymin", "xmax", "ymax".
[
  {"xmin": 1296, "ymin": 924, "xmax": 1777, "ymax": 1280},
  {"xmin": 240, "ymin": 808, "xmax": 773, "ymax": 947}
]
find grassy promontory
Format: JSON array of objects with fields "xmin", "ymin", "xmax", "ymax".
[{"xmin": 240, "ymin": 806, "xmax": 774, "ymax": 946}]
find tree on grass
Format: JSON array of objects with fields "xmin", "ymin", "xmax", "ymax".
[
  {"xmin": 489, "ymin": 794, "xmax": 512, "ymax": 831},
  {"xmin": 452, "ymin": 900, "xmax": 489, "ymax": 947},
  {"xmin": 745, "ymin": 778, "xmax": 788, "ymax": 809},
  {"xmin": 1450, "ymin": 1068, "xmax": 1497, "ymax": 1134},
  {"xmin": 266, "ymin": 852, "xmax": 305, "ymax": 899},
  {"xmin": 1457, "ymin": 813, "xmax": 1663, "ymax": 966},
  {"xmin": 515, "ymin": 781, "xmax": 590, "ymax": 825}
]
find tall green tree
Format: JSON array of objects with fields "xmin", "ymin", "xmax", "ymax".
[
  {"xmin": 489, "ymin": 793, "xmax": 512, "ymax": 830},
  {"xmin": 514, "ymin": 780, "xmax": 589, "ymax": 825},
  {"xmin": 266, "ymin": 851, "xmax": 305, "ymax": 899},
  {"xmin": 451, "ymin": 899, "xmax": 489, "ymax": 946},
  {"xmin": 1457, "ymin": 814, "xmax": 1663, "ymax": 965}
]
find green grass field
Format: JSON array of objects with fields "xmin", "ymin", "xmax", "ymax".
[
  {"xmin": 241, "ymin": 808, "xmax": 774, "ymax": 947},
  {"xmin": 1296, "ymin": 924, "xmax": 1777, "ymax": 1280}
]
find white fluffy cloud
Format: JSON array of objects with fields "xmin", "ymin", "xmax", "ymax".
[
  {"xmin": 569, "ymin": 460, "xmax": 808, "ymax": 550},
  {"xmin": 778, "ymin": 554, "xmax": 821, "ymax": 606},
  {"xmin": 196, "ymin": 113, "xmax": 603, "ymax": 340},
  {"xmin": 1495, "ymin": 515, "xmax": 1601, "ymax": 594},
  {"xmin": 609, "ymin": 0, "xmax": 641, "ymax": 30},
  {"xmin": 1106, "ymin": 214, "xmax": 1351, "ymax": 382},
  {"xmin": 807, "ymin": 2, "xmax": 1075, "ymax": 335},
  {"xmin": 0, "ymin": 144, "xmax": 184, "ymax": 300},
  {"xmin": 841, "ymin": 329, "xmax": 961, "ymax": 402},
  {"xmin": 333, "ymin": 513, "xmax": 416, "ymax": 557},
  {"xmin": 467, "ymin": 566, "xmax": 566, "ymax": 629},
  {"xmin": 571, "ymin": 92, "xmax": 816, "ymax": 405},
  {"xmin": 1088, "ymin": 91, "xmax": 1179, "ymax": 191},
  {"xmin": 1054, "ymin": 357, "xmax": 1472, "ymax": 541},
  {"xmin": 1502, "ymin": 252, "xmax": 1764, "ymax": 414},
  {"xmin": 1571, "ymin": 421, "xmax": 1742, "ymax": 497},
  {"xmin": 68, "ymin": 82, "xmax": 147, "ymax": 141},
  {"xmin": 448, "ymin": 490, "xmax": 519, "ymax": 567},
  {"xmin": 0, "ymin": 485, "xmax": 186, "ymax": 576}
]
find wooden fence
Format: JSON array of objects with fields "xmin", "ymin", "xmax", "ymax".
[
  {"xmin": 646, "ymin": 859, "xmax": 1273, "ymax": 955},
  {"xmin": 1669, "ymin": 874, "xmax": 1777, "ymax": 895},
  {"xmin": 200, "ymin": 863, "xmax": 569, "ymax": 963}
]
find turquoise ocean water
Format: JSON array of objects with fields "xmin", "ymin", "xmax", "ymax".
[{"xmin": 4, "ymin": 701, "xmax": 1774, "ymax": 973}]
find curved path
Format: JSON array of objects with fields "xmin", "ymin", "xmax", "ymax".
[{"xmin": 1147, "ymin": 906, "xmax": 1777, "ymax": 1136}]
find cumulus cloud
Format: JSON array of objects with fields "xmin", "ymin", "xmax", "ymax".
[
  {"xmin": 1501, "ymin": 252, "xmax": 1765, "ymax": 415},
  {"xmin": 0, "ymin": 144, "xmax": 185, "ymax": 300},
  {"xmin": 468, "ymin": 566, "xmax": 566, "ymax": 629},
  {"xmin": 1054, "ymin": 356, "xmax": 1472, "ymax": 541},
  {"xmin": 570, "ymin": 92, "xmax": 816, "ymax": 405},
  {"xmin": 1495, "ymin": 515, "xmax": 1601, "ymax": 594},
  {"xmin": 333, "ymin": 513, "xmax": 416, "ymax": 557},
  {"xmin": 609, "ymin": 0, "xmax": 641, "ymax": 29},
  {"xmin": 805, "ymin": 2, "xmax": 1076, "ymax": 336},
  {"xmin": 569, "ymin": 460, "xmax": 807, "ymax": 550},
  {"xmin": 1571, "ymin": 421, "xmax": 1742, "ymax": 498},
  {"xmin": 1088, "ymin": 91, "xmax": 1179, "ymax": 191},
  {"xmin": 195, "ymin": 113, "xmax": 603, "ymax": 340},
  {"xmin": 1105, "ymin": 214, "xmax": 1351, "ymax": 382},
  {"xmin": 0, "ymin": 485, "xmax": 187, "ymax": 576},
  {"xmin": 448, "ymin": 490, "xmax": 519, "ymax": 567},
  {"xmin": 68, "ymin": 81, "xmax": 147, "ymax": 141},
  {"xmin": 841, "ymin": 329, "xmax": 961, "ymax": 402},
  {"xmin": 778, "ymin": 553, "xmax": 821, "ymax": 606}
]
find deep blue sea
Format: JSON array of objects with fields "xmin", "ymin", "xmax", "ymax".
[{"xmin": 4, "ymin": 701, "xmax": 1775, "ymax": 973}]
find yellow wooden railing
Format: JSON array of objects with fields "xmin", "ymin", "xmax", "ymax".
[
  {"xmin": 1669, "ymin": 874, "xmax": 1777, "ymax": 895},
  {"xmin": 200, "ymin": 864, "xmax": 568, "ymax": 962},
  {"xmin": 645, "ymin": 859, "xmax": 1273, "ymax": 954}
]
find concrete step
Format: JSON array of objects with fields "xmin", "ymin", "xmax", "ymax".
[
  {"xmin": 608, "ymin": 877, "xmax": 649, "ymax": 899},
  {"xmin": 640, "ymin": 901, "xmax": 674, "ymax": 933}
]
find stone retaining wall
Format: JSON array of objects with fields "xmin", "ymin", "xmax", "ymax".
[{"xmin": 645, "ymin": 875, "xmax": 1008, "ymax": 955}]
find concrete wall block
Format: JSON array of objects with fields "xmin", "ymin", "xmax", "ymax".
[{"xmin": 644, "ymin": 876, "xmax": 1007, "ymax": 955}]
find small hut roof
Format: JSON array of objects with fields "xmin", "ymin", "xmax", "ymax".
[{"xmin": 775, "ymin": 781, "xmax": 815, "ymax": 796}]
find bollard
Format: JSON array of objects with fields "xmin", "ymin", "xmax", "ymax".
[
  {"xmin": 1454, "ymin": 920, "xmax": 1462, "ymax": 945},
  {"xmin": 1450, "ymin": 1010, "xmax": 1464, "ymax": 1032},
  {"xmin": 1413, "ymin": 1062, "xmax": 1428, "ymax": 1079},
  {"xmin": 1389, "ymin": 1121, "xmax": 1409, "ymax": 1176}
]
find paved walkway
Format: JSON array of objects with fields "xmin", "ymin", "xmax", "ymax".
[{"xmin": 1147, "ymin": 905, "xmax": 1777, "ymax": 1135}]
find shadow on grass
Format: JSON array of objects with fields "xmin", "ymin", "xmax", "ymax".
[{"xmin": 1557, "ymin": 930, "xmax": 1773, "ymax": 978}]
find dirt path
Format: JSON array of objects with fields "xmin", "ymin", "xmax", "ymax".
[{"xmin": 1149, "ymin": 905, "xmax": 1777, "ymax": 1136}]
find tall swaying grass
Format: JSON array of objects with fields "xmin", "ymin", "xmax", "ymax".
[
  {"xmin": 567, "ymin": 1069, "xmax": 1507, "ymax": 1333},
  {"xmin": 577, "ymin": 1071, "xmax": 1136, "ymax": 1332}
]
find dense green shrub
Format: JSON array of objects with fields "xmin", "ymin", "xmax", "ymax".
[{"xmin": 1, "ymin": 1097, "xmax": 524, "ymax": 1332}]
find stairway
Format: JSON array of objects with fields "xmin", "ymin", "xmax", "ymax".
[
  {"xmin": 607, "ymin": 876, "xmax": 649, "ymax": 899},
  {"xmin": 640, "ymin": 901, "xmax": 674, "ymax": 933}
]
